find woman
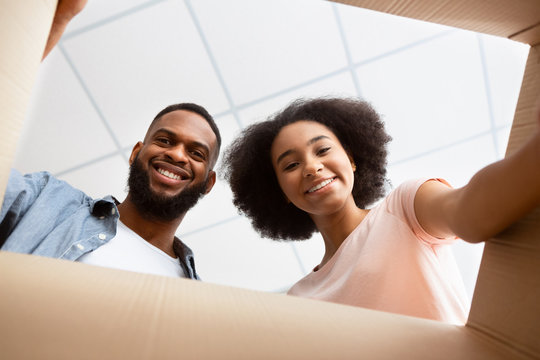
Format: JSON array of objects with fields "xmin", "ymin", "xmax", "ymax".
[{"xmin": 221, "ymin": 97, "xmax": 540, "ymax": 324}]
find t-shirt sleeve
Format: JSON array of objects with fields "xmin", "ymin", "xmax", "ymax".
[{"xmin": 385, "ymin": 178, "xmax": 458, "ymax": 246}]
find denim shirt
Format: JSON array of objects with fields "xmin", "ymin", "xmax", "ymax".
[{"xmin": 0, "ymin": 169, "xmax": 199, "ymax": 279}]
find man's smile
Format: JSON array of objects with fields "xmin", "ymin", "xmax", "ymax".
[
  {"xmin": 157, "ymin": 168, "xmax": 181, "ymax": 180},
  {"xmin": 151, "ymin": 161, "xmax": 191, "ymax": 184}
]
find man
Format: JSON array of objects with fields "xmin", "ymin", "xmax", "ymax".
[
  {"xmin": 0, "ymin": 103, "xmax": 221, "ymax": 279},
  {"xmin": 0, "ymin": 0, "xmax": 221, "ymax": 279}
]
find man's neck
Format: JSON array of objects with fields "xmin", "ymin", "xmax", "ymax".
[{"xmin": 116, "ymin": 197, "xmax": 185, "ymax": 258}]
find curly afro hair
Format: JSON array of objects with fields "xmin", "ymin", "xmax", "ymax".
[{"xmin": 221, "ymin": 97, "xmax": 391, "ymax": 241}]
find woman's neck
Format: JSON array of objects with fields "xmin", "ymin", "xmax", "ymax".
[{"xmin": 312, "ymin": 200, "xmax": 369, "ymax": 269}]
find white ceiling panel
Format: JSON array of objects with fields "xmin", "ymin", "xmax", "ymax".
[
  {"xmin": 497, "ymin": 126, "xmax": 513, "ymax": 157},
  {"xmin": 15, "ymin": 49, "xmax": 117, "ymax": 175},
  {"xmin": 61, "ymin": 0, "xmax": 230, "ymax": 149},
  {"xmin": 386, "ymin": 135, "xmax": 497, "ymax": 191},
  {"xmin": 62, "ymin": 0, "xmax": 159, "ymax": 33},
  {"xmin": 357, "ymin": 30, "xmax": 491, "ymax": 163},
  {"xmin": 337, "ymin": 4, "xmax": 452, "ymax": 63},
  {"xmin": 14, "ymin": 0, "xmax": 529, "ymax": 300},
  {"xmin": 238, "ymin": 72, "xmax": 358, "ymax": 128},
  {"xmin": 57, "ymin": 155, "xmax": 129, "ymax": 201},
  {"xmin": 290, "ymin": 235, "xmax": 325, "ymax": 275},
  {"xmin": 182, "ymin": 216, "xmax": 305, "ymax": 292},
  {"xmin": 479, "ymin": 33, "xmax": 529, "ymax": 129},
  {"xmin": 190, "ymin": 0, "xmax": 348, "ymax": 105}
]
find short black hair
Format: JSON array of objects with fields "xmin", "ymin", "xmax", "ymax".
[
  {"xmin": 148, "ymin": 102, "xmax": 222, "ymax": 158},
  {"xmin": 221, "ymin": 97, "xmax": 391, "ymax": 240}
]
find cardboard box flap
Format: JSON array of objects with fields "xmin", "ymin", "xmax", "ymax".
[
  {"xmin": 332, "ymin": 0, "xmax": 540, "ymax": 45},
  {"xmin": 510, "ymin": 22, "xmax": 540, "ymax": 46},
  {"xmin": 0, "ymin": 252, "xmax": 525, "ymax": 359},
  {"xmin": 467, "ymin": 45, "xmax": 540, "ymax": 359},
  {"xmin": 0, "ymin": 0, "xmax": 57, "ymax": 203},
  {"xmin": 1, "ymin": 0, "xmax": 540, "ymax": 359},
  {"xmin": 506, "ymin": 46, "xmax": 540, "ymax": 157}
]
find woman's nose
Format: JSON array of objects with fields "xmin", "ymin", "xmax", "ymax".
[{"xmin": 303, "ymin": 159, "xmax": 323, "ymax": 177}]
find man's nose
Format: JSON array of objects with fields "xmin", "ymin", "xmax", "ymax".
[{"xmin": 165, "ymin": 144, "xmax": 188, "ymax": 163}]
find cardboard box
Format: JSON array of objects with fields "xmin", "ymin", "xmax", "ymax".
[{"xmin": 0, "ymin": 0, "xmax": 538, "ymax": 358}]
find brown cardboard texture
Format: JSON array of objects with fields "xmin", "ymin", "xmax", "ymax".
[
  {"xmin": 0, "ymin": 0, "xmax": 57, "ymax": 203},
  {"xmin": 0, "ymin": 0, "xmax": 539, "ymax": 359}
]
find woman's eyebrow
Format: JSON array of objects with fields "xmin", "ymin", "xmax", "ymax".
[
  {"xmin": 307, "ymin": 135, "xmax": 330, "ymax": 146},
  {"xmin": 276, "ymin": 135, "xmax": 330, "ymax": 164}
]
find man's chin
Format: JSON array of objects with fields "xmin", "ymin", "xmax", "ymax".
[
  {"xmin": 128, "ymin": 156, "xmax": 208, "ymax": 222},
  {"xmin": 148, "ymin": 183, "xmax": 187, "ymax": 198}
]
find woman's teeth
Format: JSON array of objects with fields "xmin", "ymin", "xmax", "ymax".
[
  {"xmin": 308, "ymin": 178, "xmax": 335, "ymax": 193},
  {"xmin": 158, "ymin": 168, "xmax": 180, "ymax": 180}
]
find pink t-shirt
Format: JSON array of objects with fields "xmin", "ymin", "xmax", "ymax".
[{"xmin": 287, "ymin": 178, "xmax": 469, "ymax": 324}]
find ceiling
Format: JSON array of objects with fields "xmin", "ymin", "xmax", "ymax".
[{"xmin": 16, "ymin": 0, "xmax": 529, "ymax": 301}]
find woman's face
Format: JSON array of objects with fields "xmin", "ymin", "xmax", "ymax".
[{"xmin": 270, "ymin": 120, "xmax": 357, "ymax": 217}]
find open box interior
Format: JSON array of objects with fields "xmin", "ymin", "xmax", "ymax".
[{"xmin": 0, "ymin": 0, "xmax": 539, "ymax": 358}]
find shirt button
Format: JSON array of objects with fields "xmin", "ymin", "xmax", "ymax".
[
  {"xmin": 76, "ymin": 244, "xmax": 84, "ymax": 250},
  {"xmin": 111, "ymin": 208, "xmax": 116, "ymax": 215},
  {"xmin": 98, "ymin": 233, "xmax": 107, "ymax": 240}
]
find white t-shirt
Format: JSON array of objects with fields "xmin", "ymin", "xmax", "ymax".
[
  {"xmin": 288, "ymin": 178, "xmax": 469, "ymax": 324},
  {"xmin": 78, "ymin": 220, "xmax": 185, "ymax": 278}
]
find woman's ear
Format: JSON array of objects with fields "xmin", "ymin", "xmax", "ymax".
[{"xmin": 347, "ymin": 153, "xmax": 356, "ymax": 172}]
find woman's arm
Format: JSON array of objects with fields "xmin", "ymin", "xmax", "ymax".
[{"xmin": 414, "ymin": 112, "xmax": 540, "ymax": 243}]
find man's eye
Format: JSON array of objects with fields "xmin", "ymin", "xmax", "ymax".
[
  {"xmin": 191, "ymin": 150, "xmax": 204, "ymax": 159},
  {"xmin": 157, "ymin": 138, "xmax": 171, "ymax": 145}
]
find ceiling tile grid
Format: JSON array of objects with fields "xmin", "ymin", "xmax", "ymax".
[{"xmin": 14, "ymin": 0, "xmax": 529, "ymax": 296}]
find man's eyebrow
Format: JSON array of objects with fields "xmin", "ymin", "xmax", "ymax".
[
  {"xmin": 276, "ymin": 135, "xmax": 330, "ymax": 164},
  {"xmin": 152, "ymin": 128, "xmax": 211, "ymax": 155},
  {"xmin": 152, "ymin": 128, "xmax": 176, "ymax": 138}
]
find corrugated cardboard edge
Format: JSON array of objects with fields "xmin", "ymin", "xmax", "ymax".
[
  {"xmin": 1, "ymin": 0, "xmax": 539, "ymax": 359},
  {"xmin": 510, "ymin": 22, "xmax": 540, "ymax": 46},
  {"xmin": 467, "ymin": 45, "xmax": 540, "ymax": 359},
  {"xmin": 332, "ymin": 0, "xmax": 540, "ymax": 44},
  {"xmin": 0, "ymin": 252, "xmax": 526, "ymax": 359},
  {"xmin": 0, "ymin": 0, "xmax": 57, "ymax": 202},
  {"xmin": 505, "ymin": 46, "xmax": 540, "ymax": 158}
]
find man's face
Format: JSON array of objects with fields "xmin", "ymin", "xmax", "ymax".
[{"xmin": 127, "ymin": 110, "xmax": 218, "ymax": 221}]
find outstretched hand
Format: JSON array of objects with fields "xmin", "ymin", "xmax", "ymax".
[{"xmin": 42, "ymin": 0, "xmax": 88, "ymax": 60}]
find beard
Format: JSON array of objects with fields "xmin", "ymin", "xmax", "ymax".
[{"xmin": 127, "ymin": 155, "xmax": 209, "ymax": 222}]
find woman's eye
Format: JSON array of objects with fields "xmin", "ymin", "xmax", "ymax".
[
  {"xmin": 284, "ymin": 162, "xmax": 298, "ymax": 171},
  {"xmin": 317, "ymin": 147, "xmax": 331, "ymax": 155}
]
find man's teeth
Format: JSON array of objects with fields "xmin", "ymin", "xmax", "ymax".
[
  {"xmin": 158, "ymin": 168, "xmax": 181, "ymax": 180},
  {"xmin": 308, "ymin": 178, "xmax": 334, "ymax": 193}
]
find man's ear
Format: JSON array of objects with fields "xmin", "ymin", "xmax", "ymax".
[
  {"xmin": 129, "ymin": 142, "xmax": 143, "ymax": 165},
  {"xmin": 204, "ymin": 170, "xmax": 217, "ymax": 195}
]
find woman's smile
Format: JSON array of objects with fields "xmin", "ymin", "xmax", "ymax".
[{"xmin": 306, "ymin": 177, "xmax": 337, "ymax": 194}]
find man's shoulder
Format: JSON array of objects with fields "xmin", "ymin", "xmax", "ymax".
[{"xmin": 6, "ymin": 168, "xmax": 104, "ymax": 208}]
